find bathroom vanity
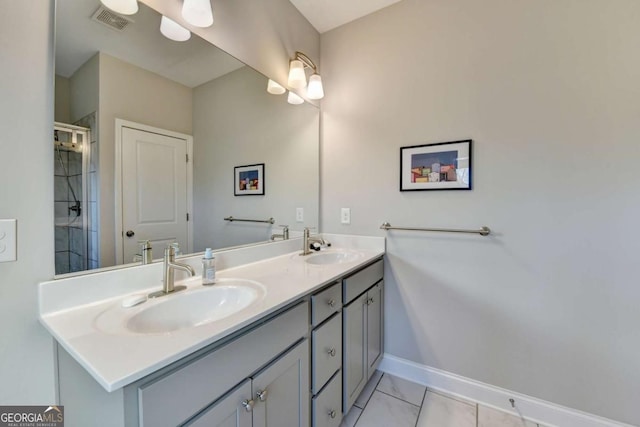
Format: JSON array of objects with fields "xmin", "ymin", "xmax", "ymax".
[{"xmin": 40, "ymin": 235, "xmax": 385, "ymax": 427}]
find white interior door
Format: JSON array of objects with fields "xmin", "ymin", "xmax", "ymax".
[{"xmin": 120, "ymin": 126, "xmax": 190, "ymax": 264}]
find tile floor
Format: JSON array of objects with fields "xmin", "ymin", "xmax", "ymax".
[{"xmin": 340, "ymin": 371, "xmax": 545, "ymax": 427}]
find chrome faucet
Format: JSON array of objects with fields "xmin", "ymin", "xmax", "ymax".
[
  {"xmin": 271, "ymin": 225, "xmax": 290, "ymax": 241},
  {"xmin": 133, "ymin": 240, "xmax": 153, "ymax": 265},
  {"xmin": 149, "ymin": 245, "xmax": 196, "ymax": 298},
  {"xmin": 301, "ymin": 227, "xmax": 329, "ymax": 255}
]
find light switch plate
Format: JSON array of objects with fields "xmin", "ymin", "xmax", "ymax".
[
  {"xmin": 296, "ymin": 208, "xmax": 304, "ymax": 223},
  {"xmin": 0, "ymin": 219, "xmax": 17, "ymax": 262},
  {"xmin": 341, "ymin": 208, "xmax": 351, "ymax": 225}
]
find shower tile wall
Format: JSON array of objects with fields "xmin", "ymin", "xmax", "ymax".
[
  {"xmin": 54, "ymin": 147, "xmax": 85, "ymax": 274},
  {"xmin": 75, "ymin": 112, "xmax": 99, "ymax": 271}
]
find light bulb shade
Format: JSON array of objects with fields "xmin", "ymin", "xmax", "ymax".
[
  {"xmin": 288, "ymin": 60, "xmax": 307, "ymax": 89},
  {"xmin": 182, "ymin": 0, "xmax": 214, "ymax": 28},
  {"xmin": 160, "ymin": 16, "xmax": 191, "ymax": 42},
  {"xmin": 267, "ymin": 79, "xmax": 286, "ymax": 95},
  {"xmin": 287, "ymin": 91, "xmax": 304, "ymax": 105},
  {"xmin": 101, "ymin": 0, "xmax": 138, "ymax": 15},
  {"xmin": 307, "ymin": 74, "xmax": 324, "ymax": 100}
]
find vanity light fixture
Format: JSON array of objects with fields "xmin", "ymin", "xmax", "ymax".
[
  {"xmin": 182, "ymin": 0, "xmax": 214, "ymax": 28},
  {"xmin": 267, "ymin": 79, "xmax": 286, "ymax": 95},
  {"xmin": 287, "ymin": 91, "xmax": 304, "ymax": 105},
  {"xmin": 160, "ymin": 16, "xmax": 191, "ymax": 42},
  {"xmin": 287, "ymin": 51, "xmax": 324, "ymax": 100},
  {"xmin": 100, "ymin": 0, "xmax": 138, "ymax": 15}
]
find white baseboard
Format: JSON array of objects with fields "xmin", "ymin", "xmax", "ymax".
[{"xmin": 378, "ymin": 354, "xmax": 634, "ymax": 427}]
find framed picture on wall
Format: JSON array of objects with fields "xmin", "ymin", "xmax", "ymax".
[
  {"xmin": 234, "ymin": 163, "xmax": 265, "ymax": 196},
  {"xmin": 400, "ymin": 140, "xmax": 472, "ymax": 191}
]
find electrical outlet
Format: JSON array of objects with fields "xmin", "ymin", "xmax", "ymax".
[
  {"xmin": 0, "ymin": 219, "xmax": 17, "ymax": 262},
  {"xmin": 341, "ymin": 208, "xmax": 351, "ymax": 225},
  {"xmin": 296, "ymin": 208, "xmax": 304, "ymax": 222}
]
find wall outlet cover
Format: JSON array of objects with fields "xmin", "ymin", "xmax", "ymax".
[
  {"xmin": 0, "ymin": 219, "xmax": 17, "ymax": 262},
  {"xmin": 341, "ymin": 208, "xmax": 351, "ymax": 225},
  {"xmin": 296, "ymin": 208, "xmax": 304, "ymax": 222}
]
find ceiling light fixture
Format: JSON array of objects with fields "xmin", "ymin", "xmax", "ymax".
[
  {"xmin": 267, "ymin": 79, "xmax": 286, "ymax": 95},
  {"xmin": 287, "ymin": 51, "xmax": 324, "ymax": 100},
  {"xmin": 100, "ymin": 0, "xmax": 138, "ymax": 15},
  {"xmin": 160, "ymin": 16, "xmax": 191, "ymax": 42},
  {"xmin": 287, "ymin": 91, "xmax": 304, "ymax": 105},
  {"xmin": 182, "ymin": 0, "xmax": 214, "ymax": 28}
]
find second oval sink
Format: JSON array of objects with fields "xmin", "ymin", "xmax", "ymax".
[{"xmin": 305, "ymin": 250, "xmax": 364, "ymax": 265}]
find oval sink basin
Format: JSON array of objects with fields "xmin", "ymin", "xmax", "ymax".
[
  {"xmin": 305, "ymin": 250, "xmax": 364, "ymax": 265},
  {"xmin": 95, "ymin": 279, "xmax": 265, "ymax": 335}
]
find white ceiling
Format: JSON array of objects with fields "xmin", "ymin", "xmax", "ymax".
[
  {"xmin": 289, "ymin": 0, "xmax": 403, "ymax": 33},
  {"xmin": 56, "ymin": 0, "xmax": 243, "ymax": 88}
]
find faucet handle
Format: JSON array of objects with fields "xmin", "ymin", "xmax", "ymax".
[
  {"xmin": 278, "ymin": 224, "xmax": 289, "ymax": 229},
  {"xmin": 137, "ymin": 240, "xmax": 151, "ymax": 248}
]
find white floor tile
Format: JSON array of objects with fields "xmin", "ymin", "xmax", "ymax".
[
  {"xmin": 340, "ymin": 406, "xmax": 362, "ymax": 427},
  {"xmin": 478, "ymin": 405, "xmax": 542, "ymax": 427},
  {"xmin": 355, "ymin": 391, "xmax": 420, "ymax": 427},
  {"xmin": 354, "ymin": 370, "xmax": 383, "ymax": 409},
  {"xmin": 376, "ymin": 373, "xmax": 426, "ymax": 406},
  {"xmin": 417, "ymin": 391, "xmax": 476, "ymax": 427}
]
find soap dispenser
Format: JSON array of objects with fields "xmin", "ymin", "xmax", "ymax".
[{"xmin": 202, "ymin": 248, "xmax": 216, "ymax": 285}]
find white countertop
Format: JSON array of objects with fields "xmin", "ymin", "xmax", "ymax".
[{"xmin": 39, "ymin": 234, "xmax": 384, "ymax": 392}]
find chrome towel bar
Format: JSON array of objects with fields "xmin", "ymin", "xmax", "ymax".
[
  {"xmin": 380, "ymin": 222, "xmax": 491, "ymax": 236},
  {"xmin": 224, "ymin": 216, "xmax": 275, "ymax": 224}
]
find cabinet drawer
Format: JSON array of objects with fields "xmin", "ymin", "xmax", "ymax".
[
  {"xmin": 312, "ymin": 372, "xmax": 342, "ymax": 427},
  {"xmin": 311, "ymin": 282, "xmax": 341, "ymax": 326},
  {"xmin": 311, "ymin": 312, "xmax": 342, "ymax": 394},
  {"xmin": 343, "ymin": 259, "xmax": 383, "ymax": 304},
  {"xmin": 138, "ymin": 302, "xmax": 309, "ymax": 427}
]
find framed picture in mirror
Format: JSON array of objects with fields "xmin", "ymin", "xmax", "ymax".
[
  {"xmin": 400, "ymin": 140, "xmax": 472, "ymax": 191},
  {"xmin": 234, "ymin": 163, "xmax": 265, "ymax": 196}
]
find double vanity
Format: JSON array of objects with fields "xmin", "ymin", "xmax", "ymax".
[{"xmin": 39, "ymin": 234, "xmax": 385, "ymax": 427}]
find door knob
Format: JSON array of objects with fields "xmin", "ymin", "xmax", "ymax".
[{"xmin": 125, "ymin": 230, "xmax": 135, "ymax": 237}]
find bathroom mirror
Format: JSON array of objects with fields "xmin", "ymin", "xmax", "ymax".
[{"xmin": 54, "ymin": 0, "xmax": 319, "ymax": 276}]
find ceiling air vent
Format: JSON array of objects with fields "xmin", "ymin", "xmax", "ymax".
[{"xmin": 91, "ymin": 6, "xmax": 134, "ymax": 32}]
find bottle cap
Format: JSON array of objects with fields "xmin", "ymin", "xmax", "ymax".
[{"xmin": 204, "ymin": 248, "xmax": 213, "ymax": 259}]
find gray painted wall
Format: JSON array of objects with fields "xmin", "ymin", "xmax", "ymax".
[
  {"xmin": 320, "ymin": 0, "xmax": 640, "ymax": 424},
  {"xmin": 192, "ymin": 66, "xmax": 319, "ymax": 250},
  {"xmin": 0, "ymin": 0, "xmax": 57, "ymax": 405}
]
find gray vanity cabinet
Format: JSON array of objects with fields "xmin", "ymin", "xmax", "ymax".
[
  {"xmin": 252, "ymin": 340, "xmax": 309, "ymax": 427},
  {"xmin": 185, "ymin": 380, "xmax": 253, "ymax": 427},
  {"xmin": 186, "ymin": 340, "xmax": 309, "ymax": 427},
  {"xmin": 342, "ymin": 259, "xmax": 384, "ymax": 413}
]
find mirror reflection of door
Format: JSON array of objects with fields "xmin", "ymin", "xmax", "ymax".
[{"xmin": 119, "ymin": 123, "xmax": 192, "ymax": 264}]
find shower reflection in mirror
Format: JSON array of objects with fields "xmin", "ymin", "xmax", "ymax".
[{"xmin": 54, "ymin": 119, "xmax": 98, "ymax": 274}]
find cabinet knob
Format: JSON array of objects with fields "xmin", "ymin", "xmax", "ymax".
[
  {"xmin": 328, "ymin": 299, "xmax": 336, "ymax": 308},
  {"xmin": 328, "ymin": 409, "xmax": 337, "ymax": 419},
  {"xmin": 327, "ymin": 348, "xmax": 336, "ymax": 357},
  {"xmin": 256, "ymin": 389, "xmax": 268, "ymax": 401},
  {"xmin": 125, "ymin": 230, "xmax": 135, "ymax": 237},
  {"xmin": 366, "ymin": 297, "xmax": 374, "ymax": 306},
  {"xmin": 241, "ymin": 399, "xmax": 254, "ymax": 412}
]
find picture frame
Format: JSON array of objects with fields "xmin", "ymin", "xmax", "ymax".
[
  {"xmin": 234, "ymin": 163, "xmax": 265, "ymax": 196},
  {"xmin": 400, "ymin": 139, "xmax": 472, "ymax": 191}
]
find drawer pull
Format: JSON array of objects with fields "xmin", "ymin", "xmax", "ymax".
[
  {"xmin": 327, "ymin": 348, "xmax": 336, "ymax": 357},
  {"xmin": 256, "ymin": 389, "xmax": 268, "ymax": 401},
  {"xmin": 328, "ymin": 299, "xmax": 336, "ymax": 308},
  {"xmin": 328, "ymin": 409, "xmax": 337, "ymax": 419},
  {"xmin": 242, "ymin": 399, "xmax": 254, "ymax": 412}
]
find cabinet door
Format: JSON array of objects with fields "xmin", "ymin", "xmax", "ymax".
[
  {"xmin": 184, "ymin": 379, "xmax": 252, "ymax": 427},
  {"xmin": 366, "ymin": 281, "xmax": 383, "ymax": 377},
  {"xmin": 343, "ymin": 293, "xmax": 368, "ymax": 411},
  {"xmin": 252, "ymin": 339, "xmax": 310, "ymax": 427}
]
